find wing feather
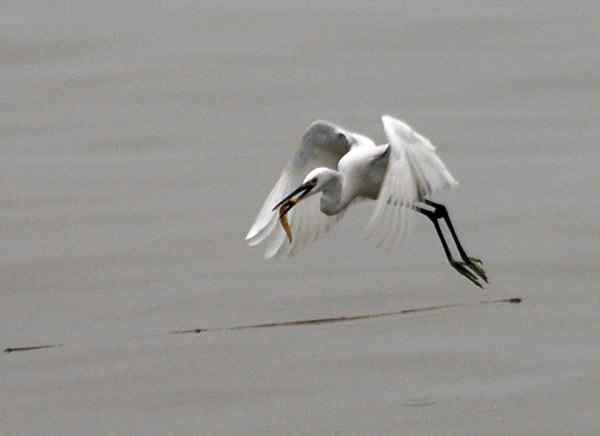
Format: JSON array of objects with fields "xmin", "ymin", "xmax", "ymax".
[
  {"xmin": 246, "ymin": 121, "xmax": 355, "ymax": 258},
  {"xmin": 366, "ymin": 115, "xmax": 458, "ymax": 247}
]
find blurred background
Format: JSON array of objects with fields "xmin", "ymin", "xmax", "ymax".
[{"xmin": 2, "ymin": 1, "xmax": 600, "ymax": 435}]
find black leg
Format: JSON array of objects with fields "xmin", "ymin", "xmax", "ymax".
[
  {"xmin": 416, "ymin": 207, "xmax": 453, "ymax": 263},
  {"xmin": 416, "ymin": 202, "xmax": 487, "ymax": 288},
  {"xmin": 424, "ymin": 200, "xmax": 488, "ymax": 284}
]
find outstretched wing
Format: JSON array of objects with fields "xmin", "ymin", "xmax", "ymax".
[
  {"xmin": 366, "ymin": 115, "xmax": 459, "ymax": 249},
  {"xmin": 246, "ymin": 120, "xmax": 366, "ymax": 258}
]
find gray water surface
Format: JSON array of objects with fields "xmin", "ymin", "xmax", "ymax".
[{"xmin": 2, "ymin": 1, "xmax": 600, "ymax": 435}]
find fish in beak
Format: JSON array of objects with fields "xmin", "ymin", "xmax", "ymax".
[{"xmin": 272, "ymin": 180, "xmax": 316, "ymax": 243}]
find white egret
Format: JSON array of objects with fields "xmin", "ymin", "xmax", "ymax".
[{"xmin": 245, "ymin": 115, "xmax": 487, "ymax": 288}]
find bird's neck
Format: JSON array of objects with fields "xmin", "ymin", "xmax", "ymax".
[{"xmin": 320, "ymin": 172, "xmax": 351, "ymax": 216}]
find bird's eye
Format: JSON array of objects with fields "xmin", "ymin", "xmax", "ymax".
[{"xmin": 336, "ymin": 132, "xmax": 345, "ymax": 141}]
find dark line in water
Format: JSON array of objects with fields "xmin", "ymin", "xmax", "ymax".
[
  {"xmin": 4, "ymin": 344, "xmax": 63, "ymax": 354},
  {"xmin": 401, "ymin": 400, "xmax": 437, "ymax": 408},
  {"xmin": 3, "ymin": 298, "xmax": 523, "ymax": 353},
  {"xmin": 171, "ymin": 297, "xmax": 522, "ymax": 335}
]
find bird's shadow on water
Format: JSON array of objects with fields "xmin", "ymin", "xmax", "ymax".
[{"xmin": 3, "ymin": 298, "xmax": 522, "ymax": 355}]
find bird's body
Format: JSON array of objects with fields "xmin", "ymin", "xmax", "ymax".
[
  {"xmin": 315, "ymin": 146, "xmax": 385, "ymax": 215},
  {"xmin": 338, "ymin": 144, "xmax": 387, "ymax": 200},
  {"xmin": 246, "ymin": 115, "xmax": 488, "ymax": 287}
]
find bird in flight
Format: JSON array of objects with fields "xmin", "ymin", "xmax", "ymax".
[{"xmin": 245, "ymin": 115, "xmax": 487, "ymax": 288}]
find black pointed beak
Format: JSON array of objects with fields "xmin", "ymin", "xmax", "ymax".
[{"xmin": 272, "ymin": 182, "xmax": 314, "ymax": 211}]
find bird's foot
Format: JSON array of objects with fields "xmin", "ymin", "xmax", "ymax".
[
  {"xmin": 451, "ymin": 259, "xmax": 486, "ymax": 289},
  {"xmin": 464, "ymin": 257, "xmax": 488, "ymax": 284}
]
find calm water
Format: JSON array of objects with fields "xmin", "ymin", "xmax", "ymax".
[{"xmin": 2, "ymin": 1, "xmax": 600, "ymax": 435}]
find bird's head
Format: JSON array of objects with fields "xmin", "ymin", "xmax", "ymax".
[
  {"xmin": 272, "ymin": 168, "xmax": 337, "ymax": 242},
  {"xmin": 273, "ymin": 168, "xmax": 335, "ymax": 211}
]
